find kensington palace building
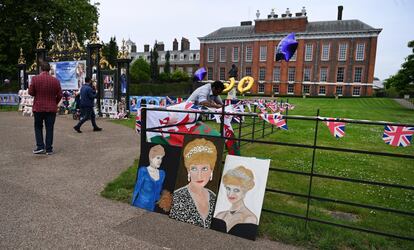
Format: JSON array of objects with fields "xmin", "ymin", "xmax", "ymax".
[{"xmin": 198, "ymin": 6, "xmax": 382, "ymax": 97}]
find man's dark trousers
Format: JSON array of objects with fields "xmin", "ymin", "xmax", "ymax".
[
  {"xmin": 75, "ymin": 107, "xmax": 98, "ymax": 129},
  {"xmin": 34, "ymin": 112, "xmax": 56, "ymax": 152}
]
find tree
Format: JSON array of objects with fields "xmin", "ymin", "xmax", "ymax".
[
  {"xmin": 0, "ymin": 0, "xmax": 98, "ymax": 81},
  {"xmin": 150, "ymin": 45, "xmax": 159, "ymax": 81},
  {"xmin": 102, "ymin": 36, "xmax": 118, "ymax": 68},
  {"xmin": 164, "ymin": 51, "xmax": 171, "ymax": 75},
  {"xmin": 130, "ymin": 57, "xmax": 150, "ymax": 83},
  {"xmin": 385, "ymin": 40, "xmax": 414, "ymax": 95}
]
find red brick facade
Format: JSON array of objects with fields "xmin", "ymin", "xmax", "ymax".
[{"xmin": 199, "ymin": 16, "xmax": 381, "ymax": 97}]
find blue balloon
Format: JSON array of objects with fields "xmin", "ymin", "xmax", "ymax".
[
  {"xmin": 275, "ymin": 32, "xmax": 298, "ymax": 62},
  {"xmin": 194, "ymin": 67, "xmax": 207, "ymax": 81}
]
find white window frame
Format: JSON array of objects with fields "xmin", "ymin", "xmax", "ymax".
[
  {"xmin": 196, "ymin": 53, "xmax": 200, "ymax": 60},
  {"xmin": 352, "ymin": 86, "xmax": 361, "ymax": 96},
  {"xmin": 318, "ymin": 85, "xmax": 326, "ymax": 96},
  {"xmin": 207, "ymin": 48, "xmax": 214, "ymax": 62},
  {"xmin": 336, "ymin": 86, "xmax": 343, "ymax": 96},
  {"xmin": 321, "ymin": 44, "xmax": 330, "ymax": 61},
  {"xmin": 338, "ymin": 43, "xmax": 348, "ymax": 61},
  {"xmin": 354, "ymin": 67, "xmax": 363, "ymax": 82},
  {"xmin": 320, "ymin": 67, "xmax": 328, "ymax": 82},
  {"xmin": 245, "ymin": 46, "xmax": 252, "ymax": 62},
  {"xmin": 305, "ymin": 44, "xmax": 313, "ymax": 61},
  {"xmin": 219, "ymin": 47, "xmax": 226, "ymax": 62},
  {"xmin": 303, "ymin": 68, "xmax": 311, "ymax": 82},
  {"xmin": 287, "ymin": 84, "xmax": 294, "ymax": 94},
  {"xmin": 189, "ymin": 53, "xmax": 194, "ymax": 61},
  {"xmin": 337, "ymin": 67, "xmax": 345, "ymax": 82},
  {"xmin": 273, "ymin": 84, "xmax": 279, "ymax": 94},
  {"xmin": 259, "ymin": 46, "xmax": 267, "ymax": 62},
  {"xmin": 258, "ymin": 83, "xmax": 265, "ymax": 94},
  {"xmin": 219, "ymin": 67, "xmax": 226, "ymax": 81},
  {"xmin": 179, "ymin": 53, "xmax": 184, "ymax": 61},
  {"xmin": 302, "ymin": 85, "xmax": 310, "ymax": 94},
  {"xmin": 207, "ymin": 67, "xmax": 213, "ymax": 80},
  {"xmin": 273, "ymin": 67, "xmax": 280, "ymax": 82},
  {"xmin": 245, "ymin": 67, "xmax": 252, "ymax": 76},
  {"xmin": 259, "ymin": 67, "xmax": 266, "ymax": 81},
  {"xmin": 355, "ymin": 43, "xmax": 365, "ymax": 61},
  {"xmin": 288, "ymin": 67, "xmax": 295, "ymax": 82},
  {"xmin": 232, "ymin": 47, "xmax": 239, "ymax": 62}
]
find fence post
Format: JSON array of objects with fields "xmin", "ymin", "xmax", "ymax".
[
  {"xmin": 252, "ymin": 105, "xmax": 257, "ymax": 141},
  {"xmin": 305, "ymin": 109, "xmax": 320, "ymax": 229},
  {"xmin": 140, "ymin": 107, "xmax": 147, "ymax": 146},
  {"xmin": 220, "ymin": 104, "xmax": 225, "ymax": 137},
  {"xmin": 238, "ymin": 115, "xmax": 243, "ymax": 147}
]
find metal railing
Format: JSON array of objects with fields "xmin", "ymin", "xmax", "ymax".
[{"xmin": 139, "ymin": 105, "xmax": 414, "ymax": 242}]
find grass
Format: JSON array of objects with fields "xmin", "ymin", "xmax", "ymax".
[
  {"xmin": 103, "ymin": 97, "xmax": 414, "ymax": 249},
  {"xmin": 0, "ymin": 105, "xmax": 18, "ymax": 112}
]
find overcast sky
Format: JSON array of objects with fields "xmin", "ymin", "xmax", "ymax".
[{"xmin": 96, "ymin": 0, "xmax": 413, "ymax": 80}]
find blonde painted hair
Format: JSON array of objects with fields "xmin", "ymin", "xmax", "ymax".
[
  {"xmin": 149, "ymin": 145, "xmax": 165, "ymax": 159},
  {"xmin": 183, "ymin": 138, "xmax": 217, "ymax": 170},
  {"xmin": 223, "ymin": 166, "xmax": 255, "ymax": 191}
]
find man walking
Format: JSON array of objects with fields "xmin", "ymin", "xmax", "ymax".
[
  {"xmin": 73, "ymin": 76, "xmax": 102, "ymax": 133},
  {"xmin": 28, "ymin": 61, "xmax": 62, "ymax": 155}
]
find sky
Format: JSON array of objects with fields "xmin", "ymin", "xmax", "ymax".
[{"xmin": 96, "ymin": 0, "xmax": 414, "ymax": 80}]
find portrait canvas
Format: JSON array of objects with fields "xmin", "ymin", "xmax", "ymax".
[
  {"xmin": 211, "ymin": 155, "xmax": 270, "ymax": 240},
  {"xmin": 131, "ymin": 142, "xmax": 181, "ymax": 215},
  {"xmin": 169, "ymin": 134, "xmax": 224, "ymax": 228}
]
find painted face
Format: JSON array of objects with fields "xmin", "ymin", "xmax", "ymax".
[
  {"xmin": 189, "ymin": 164, "xmax": 212, "ymax": 187},
  {"xmin": 150, "ymin": 155, "xmax": 163, "ymax": 169},
  {"xmin": 225, "ymin": 184, "xmax": 246, "ymax": 204}
]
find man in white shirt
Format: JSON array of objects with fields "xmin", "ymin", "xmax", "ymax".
[{"xmin": 187, "ymin": 81, "xmax": 224, "ymax": 108}]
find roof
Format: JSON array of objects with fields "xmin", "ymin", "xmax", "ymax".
[{"xmin": 199, "ymin": 19, "xmax": 381, "ymax": 41}]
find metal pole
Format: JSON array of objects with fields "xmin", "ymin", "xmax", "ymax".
[
  {"xmin": 140, "ymin": 107, "xmax": 147, "ymax": 146},
  {"xmin": 305, "ymin": 109, "xmax": 320, "ymax": 228},
  {"xmin": 251, "ymin": 105, "xmax": 256, "ymax": 141}
]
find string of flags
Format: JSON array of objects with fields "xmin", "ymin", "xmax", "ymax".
[{"xmin": 136, "ymin": 98, "xmax": 414, "ymax": 148}]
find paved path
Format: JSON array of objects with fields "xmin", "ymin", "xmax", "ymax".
[
  {"xmin": 394, "ymin": 98, "xmax": 414, "ymax": 110},
  {"xmin": 0, "ymin": 112, "xmax": 298, "ymax": 249}
]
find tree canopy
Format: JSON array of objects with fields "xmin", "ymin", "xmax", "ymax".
[
  {"xmin": 102, "ymin": 36, "xmax": 118, "ymax": 68},
  {"xmin": 130, "ymin": 57, "xmax": 150, "ymax": 83},
  {"xmin": 385, "ymin": 40, "xmax": 414, "ymax": 95},
  {"xmin": 0, "ymin": 0, "xmax": 99, "ymax": 80}
]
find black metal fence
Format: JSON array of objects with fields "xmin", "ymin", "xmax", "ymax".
[{"xmin": 140, "ymin": 105, "xmax": 414, "ymax": 242}]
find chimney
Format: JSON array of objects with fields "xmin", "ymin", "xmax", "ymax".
[
  {"xmin": 181, "ymin": 37, "xmax": 190, "ymax": 51},
  {"xmin": 173, "ymin": 38, "xmax": 178, "ymax": 51},
  {"xmin": 337, "ymin": 5, "xmax": 343, "ymax": 20},
  {"xmin": 144, "ymin": 44, "xmax": 149, "ymax": 52},
  {"xmin": 157, "ymin": 42, "xmax": 164, "ymax": 51}
]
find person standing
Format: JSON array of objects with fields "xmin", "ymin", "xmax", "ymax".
[
  {"xmin": 73, "ymin": 76, "xmax": 102, "ymax": 133},
  {"xmin": 28, "ymin": 61, "xmax": 63, "ymax": 155}
]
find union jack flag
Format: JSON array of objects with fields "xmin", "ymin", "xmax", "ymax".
[
  {"xmin": 382, "ymin": 125, "xmax": 414, "ymax": 147},
  {"xmin": 258, "ymin": 113, "xmax": 288, "ymax": 130},
  {"xmin": 324, "ymin": 118, "xmax": 346, "ymax": 138}
]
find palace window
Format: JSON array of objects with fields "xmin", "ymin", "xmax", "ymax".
[
  {"xmin": 356, "ymin": 43, "xmax": 365, "ymax": 61},
  {"xmin": 338, "ymin": 43, "xmax": 348, "ymax": 61},
  {"xmin": 321, "ymin": 44, "xmax": 330, "ymax": 61},
  {"xmin": 219, "ymin": 47, "xmax": 226, "ymax": 62},
  {"xmin": 245, "ymin": 67, "xmax": 252, "ymax": 76},
  {"xmin": 232, "ymin": 47, "xmax": 239, "ymax": 62},
  {"xmin": 336, "ymin": 86, "xmax": 343, "ymax": 96},
  {"xmin": 273, "ymin": 67, "xmax": 280, "ymax": 82},
  {"xmin": 219, "ymin": 67, "xmax": 226, "ymax": 81},
  {"xmin": 354, "ymin": 67, "xmax": 363, "ymax": 82},
  {"xmin": 259, "ymin": 67, "xmax": 266, "ymax": 81},
  {"xmin": 303, "ymin": 85, "xmax": 310, "ymax": 94},
  {"xmin": 245, "ymin": 46, "xmax": 252, "ymax": 62},
  {"xmin": 288, "ymin": 67, "xmax": 296, "ymax": 82},
  {"xmin": 320, "ymin": 67, "xmax": 328, "ymax": 82},
  {"xmin": 353, "ymin": 86, "xmax": 361, "ymax": 96},
  {"xmin": 303, "ymin": 68, "xmax": 311, "ymax": 82},
  {"xmin": 319, "ymin": 86, "xmax": 326, "ymax": 95},
  {"xmin": 305, "ymin": 44, "xmax": 313, "ymax": 61},
  {"xmin": 207, "ymin": 48, "xmax": 214, "ymax": 62},
  {"xmin": 337, "ymin": 67, "xmax": 345, "ymax": 82},
  {"xmin": 259, "ymin": 46, "xmax": 267, "ymax": 61},
  {"xmin": 288, "ymin": 84, "xmax": 294, "ymax": 94},
  {"xmin": 258, "ymin": 83, "xmax": 265, "ymax": 93},
  {"xmin": 273, "ymin": 84, "xmax": 279, "ymax": 94},
  {"xmin": 207, "ymin": 67, "xmax": 213, "ymax": 80}
]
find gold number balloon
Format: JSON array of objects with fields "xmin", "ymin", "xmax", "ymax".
[
  {"xmin": 237, "ymin": 76, "xmax": 254, "ymax": 94},
  {"xmin": 222, "ymin": 77, "xmax": 235, "ymax": 93}
]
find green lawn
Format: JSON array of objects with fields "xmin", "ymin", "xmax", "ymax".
[{"xmin": 105, "ymin": 98, "xmax": 414, "ymax": 249}]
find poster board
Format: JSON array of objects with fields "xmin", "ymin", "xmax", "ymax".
[
  {"xmin": 211, "ymin": 155, "xmax": 270, "ymax": 240},
  {"xmin": 49, "ymin": 60, "xmax": 86, "ymax": 90},
  {"xmin": 169, "ymin": 134, "xmax": 224, "ymax": 228}
]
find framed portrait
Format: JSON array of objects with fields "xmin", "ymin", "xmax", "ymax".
[
  {"xmin": 211, "ymin": 155, "xmax": 270, "ymax": 240},
  {"xmin": 169, "ymin": 134, "xmax": 225, "ymax": 228},
  {"xmin": 131, "ymin": 142, "xmax": 181, "ymax": 215}
]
